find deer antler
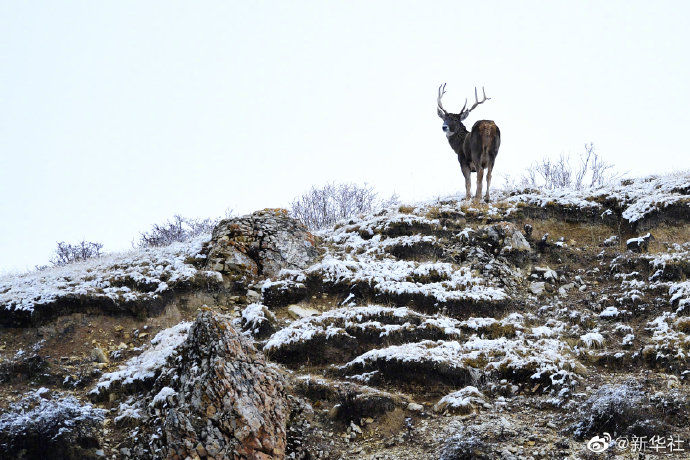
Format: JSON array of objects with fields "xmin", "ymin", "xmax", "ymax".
[
  {"xmin": 437, "ymin": 83, "xmax": 448, "ymax": 115},
  {"xmin": 460, "ymin": 86, "xmax": 491, "ymax": 120}
]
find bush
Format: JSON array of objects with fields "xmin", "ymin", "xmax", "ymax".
[
  {"xmin": 506, "ymin": 143, "xmax": 621, "ymax": 191},
  {"xmin": 290, "ymin": 182, "xmax": 398, "ymax": 230},
  {"xmin": 135, "ymin": 215, "xmax": 218, "ymax": 248},
  {"xmin": 50, "ymin": 241, "xmax": 104, "ymax": 266}
]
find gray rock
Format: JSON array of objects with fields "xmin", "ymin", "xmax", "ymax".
[
  {"xmin": 626, "ymin": 233, "xmax": 653, "ymax": 253},
  {"xmin": 106, "ymin": 311, "xmax": 290, "ymax": 459},
  {"xmin": 529, "ymin": 282, "xmax": 545, "ymax": 296},
  {"xmin": 204, "ymin": 209, "xmax": 320, "ymax": 278}
]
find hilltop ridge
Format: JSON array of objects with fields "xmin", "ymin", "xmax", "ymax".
[{"xmin": 1, "ymin": 173, "xmax": 689, "ymax": 459}]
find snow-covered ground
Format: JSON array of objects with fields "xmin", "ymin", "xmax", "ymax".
[{"xmin": 0, "ymin": 235, "xmax": 221, "ymax": 320}]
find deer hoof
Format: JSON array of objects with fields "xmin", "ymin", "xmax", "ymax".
[{"xmin": 484, "ymin": 195, "xmax": 490, "ymax": 203}]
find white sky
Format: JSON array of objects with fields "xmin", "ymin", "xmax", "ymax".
[{"xmin": 2, "ymin": 1, "xmax": 690, "ymax": 272}]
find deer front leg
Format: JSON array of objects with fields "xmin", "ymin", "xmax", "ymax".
[
  {"xmin": 484, "ymin": 164, "xmax": 493, "ymax": 203},
  {"xmin": 475, "ymin": 167, "xmax": 484, "ymax": 203},
  {"xmin": 460, "ymin": 163, "xmax": 472, "ymax": 201}
]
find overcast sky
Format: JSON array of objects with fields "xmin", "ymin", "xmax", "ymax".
[{"xmin": 1, "ymin": 1, "xmax": 689, "ymax": 272}]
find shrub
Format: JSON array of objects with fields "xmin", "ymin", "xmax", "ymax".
[
  {"xmin": 505, "ymin": 143, "xmax": 622, "ymax": 191},
  {"xmin": 290, "ymin": 182, "xmax": 398, "ymax": 230},
  {"xmin": 50, "ymin": 241, "xmax": 104, "ymax": 266},
  {"xmin": 135, "ymin": 215, "xmax": 218, "ymax": 248}
]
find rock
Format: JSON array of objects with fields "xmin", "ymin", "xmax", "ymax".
[
  {"xmin": 246, "ymin": 289, "xmax": 262, "ymax": 303},
  {"xmin": 294, "ymin": 375, "xmax": 408, "ymax": 422},
  {"xmin": 0, "ymin": 390, "xmax": 105, "ymax": 459},
  {"xmin": 94, "ymin": 311, "xmax": 290, "ymax": 459},
  {"xmin": 529, "ymin": 282, "xmax": 545, "ymax": 296},
  {"xmin": 204, "ymin": 209, "xmax": 319, "ymax": 278},
  {"xmin": 287, "ymin": 304, "xmax": 320, "ymax": 319},
  {"xmin": 433, "ymin": 386, "xmax": 488, "ymax": 415},
  {"xmin": 407, "ymin": 402, "xmax": 424, "ymax": 412},
  {"xmin": 90, "ymin": 346, "xmax": 109, "ymax": 364},
  {"xmin": 626, "ymin": 233, "xmax": 653, "ymax": 253},
  {"xmin": 238, "ymin": 302, "xmax": 276, "ymax": 339}
]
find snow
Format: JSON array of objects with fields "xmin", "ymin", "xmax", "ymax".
[
  {"xmin": 599, "ymin": 306, "xmax": 620, "ymax": 318},
  {"xmin": 340, "ymin": 334, "xmax": 580, "ymax": 386},
  {"xmin": 0, "ymin": 390, "xmax": 106, "ymax": 438},
  {"xmin": 579, "ymin": 332, "xmax": 605, "ymax": 348},
  {"xmin": 151, "ymin": 386, "xmax": 177, "ymax": 407},
  {"xmin": 240, "ymin": 303, "xmax": 275, "ymax": 335},
  {"xmin": 91, "ymin": 321, "xmax": 191, "ymax": 395},
  {"xmin": 0, "ymin": 235, "xmax": 220, "ymax": 316},
  {"xmin": 498, "ymin": 173, "xmax": 690, "ymax": 224},
  {"xmin": 304, "ymin": 257, "xmax": 507, "ymax": 304},
  {"xmin": 434, "ymin": 386, "xmax": 487, "ymax": 413},
  {"xmin": 264, "ymin": 305, "xmax": 461, "ymax": 353}
]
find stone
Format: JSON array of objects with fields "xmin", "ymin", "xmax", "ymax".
[
  {"xmin": 203, "ymin": 209, "xmax": 319, "ymax": 278},
  {"xmin": 287, "ymin": 305, "xmax": 320, "ymax": 319},
  {"xmin": 626, "ymin": 233, "xmax": 653, "ymax": 253},
  {"xmin": 91, "ymin": 346, "xmax": 109, "ymax": 363},
  {"xmin": 529, "ymin": 282, "xmax": 545, "ymax": 296},
  {"xmin": 107, "ymin": 311, "xmax": 290, "ymax": 459},
  {"xmin": 407, "ymin": 402, "xmax": 424, "ymax": 412},
  {"xmin": 246, "ymin": 289, "xmax": 261, "ymax": 303}
]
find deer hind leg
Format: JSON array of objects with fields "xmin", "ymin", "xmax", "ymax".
[
  {"xmin": 484, "ymin": 163, "xmax": 493, "ymax": 203},
  {"xmin": 475, "ymin": 167, "xmax": 484, "ymax": 203},
  {"xmin": 461, "ymin": 163, "xmax": 472, "ymax": 201}
]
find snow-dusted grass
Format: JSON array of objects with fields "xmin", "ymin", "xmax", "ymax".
[
  {"xmin": 90, "ymin": 321, "xmax": 192, "ymax": 397},
  {"xmin": 263, "ymin": 305, "xmax": 465, "ymax": 362},
  {"xmin": 644, "ymin": 312, "xmax": 689, "ymax": 363},
  {"xmin": 340, "ymin": 335, "xmax": 581, "ymax": 387},
  {"xmin": 579, "ymin": 332, "xmax": 605, "ymax": 349},
  {"xmin": 0, "ymin": 389, "xmax": 106, "ymax": 444},
  {"xmin": 501, "ymin": 173, "xmax": 689, "ymax": 223},
  {"xmin": 304, "ymin": 256, "xmax": 507, "ymax": 305},
  {"xmin": 0, "ymin": 235, "xmax": 221, "ymax": 318}
]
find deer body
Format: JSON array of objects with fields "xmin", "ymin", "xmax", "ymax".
[{"xmin": 437, "ymin": 84, "xmax": 501, "ymax": 202}]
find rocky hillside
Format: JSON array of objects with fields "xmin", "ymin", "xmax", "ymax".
[{"xmin": 1, "ymin": 174, "xmax": 689, "ymax": 459}]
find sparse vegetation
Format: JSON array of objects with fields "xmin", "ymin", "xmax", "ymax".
[
  {"xmin": 50, "ymin": 241, "xmax": 104, "ymax": 266},
  {"xmin": 505, "ymin": 143, "xmax": 622, "ymax": 190},
  {"xmin": 290, "ymin": 182, "xmax": 398, "ymax": 230},
  {"xmin": 135, "ymin": 215, "xmax": 219, "ymax": 248}
]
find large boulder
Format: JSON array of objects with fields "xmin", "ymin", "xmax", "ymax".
[
  {"xmin": 92, "ymin": 311, "xmax": 290, "ymax": 459},
  {"xmin": 204, "ymin": 209, "xmax": 319, "ymax": 278}
]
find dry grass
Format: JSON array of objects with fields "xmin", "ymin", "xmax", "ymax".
[{"xmin": 528, "ymin": 219, "xmax": 614, "ymax": 249}]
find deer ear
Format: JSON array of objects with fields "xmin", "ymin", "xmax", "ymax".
[
  {"xmin": 437, "ymin": 107, "xmax": 446, "ymax": 119},
  {"xmin": 459, "ymin": 111, "xmax": 468, "ymax": 121}
]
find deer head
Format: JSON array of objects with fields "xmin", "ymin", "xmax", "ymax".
[{"xmin": 437, "ymin": 83, "xmax": 491, "ymax": 138}]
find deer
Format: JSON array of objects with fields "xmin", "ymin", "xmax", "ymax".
[{"xmin": 437, "ymin": 83, "xmax": 501, "ymax": 203}]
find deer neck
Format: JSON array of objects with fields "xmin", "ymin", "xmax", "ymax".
[{"xmin": 447, "ymin": 126, "xmax": 469, "ymax": 151}]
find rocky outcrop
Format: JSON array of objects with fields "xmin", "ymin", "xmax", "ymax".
[
  {"xmin": 204, "ymin": 209, "xmax": 319, "ymax": 279},
  {"xmin": 92, "ymin": 311, "xmax": 289, "ymax": 459},
  {"xmin": 0, "ymin": 389, "xmax": 106, "ymax": 460}
]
